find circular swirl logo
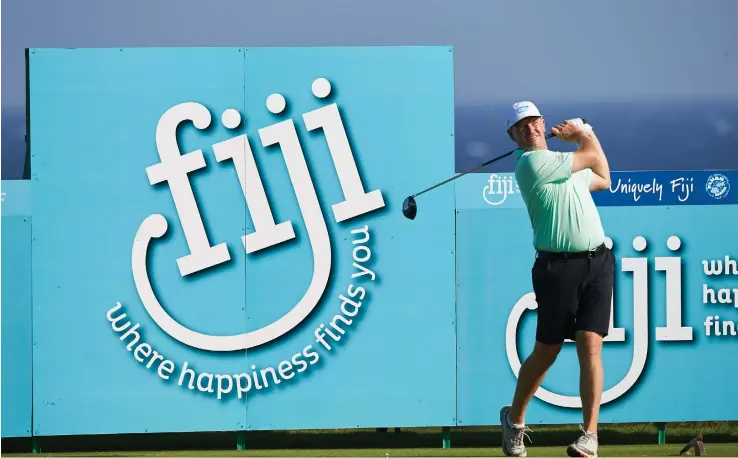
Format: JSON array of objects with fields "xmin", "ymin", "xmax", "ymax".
[{"xmin": 705, "ymin": 173, "xmax": 730, "ymax": 200}]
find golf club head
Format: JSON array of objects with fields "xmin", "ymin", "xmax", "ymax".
[{"xmin": 402, "ymin": 195, "xmax": 417, "ymax": 220}]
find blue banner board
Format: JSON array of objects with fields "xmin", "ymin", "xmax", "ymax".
[
  {"xmin": 1, "ymin": 181, "xmax": 33, "ymax": 437},
  {"xmin": 26, "ymin": 46, "xmax": 456, "ymax": 436},
  {"xmin": 455, "ymin": 170, "xmax": 737, "ymax": 424}
]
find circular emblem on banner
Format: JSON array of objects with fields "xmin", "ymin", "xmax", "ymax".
[{"xmin": 705, "ymin": 173, "xmax": 730, "ymax": 200}]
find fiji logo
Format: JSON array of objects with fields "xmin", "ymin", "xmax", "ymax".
[
  {"xmin": 131, "ymin": 77, "xmax": 385, "ymax": 352},
  {"xmin": 705, "ymin": 173, "xmax": 730, "ymax": 200},
  {"xmin": 483, "ymin": 173, "xmax": 519, "ymax": 206},
  {"xmin": 507, "ymin": 235, "xmax": 693, "ymax": 408}
]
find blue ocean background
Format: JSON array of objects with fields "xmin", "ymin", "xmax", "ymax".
[
  {"xmin": 455, "ymin": 99, "xmax": 738, "ymax": 173},
  {"xmin": 3, "ymin": 0, "xmax": 737, "ymax": 178}
]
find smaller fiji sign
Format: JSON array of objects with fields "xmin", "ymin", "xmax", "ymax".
[
  {"xmin": 457, "ymin": 170, "xmax": 736, "ymax": 209},
  {"xmin": 456, "ymin": 172, "xmax": 525, "ymax": 209},
  {"xmin": 597, "ymin": 170, "xmax": 735, "ymax": 206}
]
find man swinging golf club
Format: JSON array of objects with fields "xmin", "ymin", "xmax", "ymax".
[{"xmin": 499, "ymin": 101, "xmax": 614, "ymax": 458}]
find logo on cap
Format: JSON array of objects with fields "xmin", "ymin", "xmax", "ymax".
[{"xmin": 516, "ymin": 105, "xmax": 529, "ymax": 113}]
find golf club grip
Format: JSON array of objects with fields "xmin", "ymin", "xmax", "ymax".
[{"xmin": 546, "ymin": 118, "xmax": 589, "ymax": 139}]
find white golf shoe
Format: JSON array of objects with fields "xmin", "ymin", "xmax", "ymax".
[
  {"xmin": 566, "ymin": 425, "xmax": 599, "ymax": 457},
  {"xmin": 499, "ymin": 406, "xmax": 532, "ymax": 457}
]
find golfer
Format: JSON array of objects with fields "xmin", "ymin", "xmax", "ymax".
[{"xmin": 499, "ymin": 101, "xmax": 614, "ymax": 458}]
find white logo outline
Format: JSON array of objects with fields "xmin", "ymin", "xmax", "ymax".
[
  {"xmin": 482, "ymin": 173, "xmax": 519, "ymax": 206},
  {"xmin": 131, "ymin": 78, "xmax": 385, "ymax": 352},
  {"xmin": 505, "ymin": 235, "xmax": 691, "ymax": 407}
]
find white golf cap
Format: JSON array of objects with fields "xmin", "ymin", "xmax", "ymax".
[{"xmin": 506, "ymin": 101, "xmax": 542, "ymax": 131}]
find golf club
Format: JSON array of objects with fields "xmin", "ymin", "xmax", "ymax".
[{"xmin": 402, "ymin": 119, "xmax": 588, "ymax": 219}]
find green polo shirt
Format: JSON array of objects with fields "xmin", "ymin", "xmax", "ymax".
[{"xmin": 514, "ymin": 148, "xmax": 606, "ymax": 252}]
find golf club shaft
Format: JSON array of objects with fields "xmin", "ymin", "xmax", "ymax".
[
  {"xmin": 411, "ymin": 119, "xmax": 588, "ymax": 198},
  {"xmin": 412, "ymin": 150, "xmax": 515, "ymax": 198}
]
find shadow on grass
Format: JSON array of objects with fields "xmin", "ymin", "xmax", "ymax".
[{"xmin": 3, "ymin": 422, "xmax": 737, "ymax": 454}]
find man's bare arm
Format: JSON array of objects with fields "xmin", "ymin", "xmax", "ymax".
[
  {"xmin": 574, "ymin": 130, "xmax": 610, "ymax": 191},
  {"xmin": 589, "ymin": 172, "xmax": 611, "ymax": 192},
  {"xmin": 551, "ymin": 120, "xmax": 611, "ymax": 190},
  {"xmin": 574, "ymin": 130, "xmax": 611, "ymax": 191}
]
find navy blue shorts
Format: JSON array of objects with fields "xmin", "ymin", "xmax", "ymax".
[{"xmin": 531, "ymin": 244, "xmax": 615, "ymax": 344}]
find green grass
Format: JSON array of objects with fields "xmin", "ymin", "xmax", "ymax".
[
  {"xmin": 6, "ymin": 444, "xmax": 738, "ymax": 457},
  {"xmin": 3, "ymin": 422, "xmax": 737, "ymax": 456}
]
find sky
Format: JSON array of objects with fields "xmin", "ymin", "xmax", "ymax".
[{"xmin": 3, "ymin": 0, "xmax": 738, "ymax": 177}]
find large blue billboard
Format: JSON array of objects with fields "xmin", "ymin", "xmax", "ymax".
[{"xmin": 26, "ymin": 46, "xmax": 456, "ymax": 436}]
